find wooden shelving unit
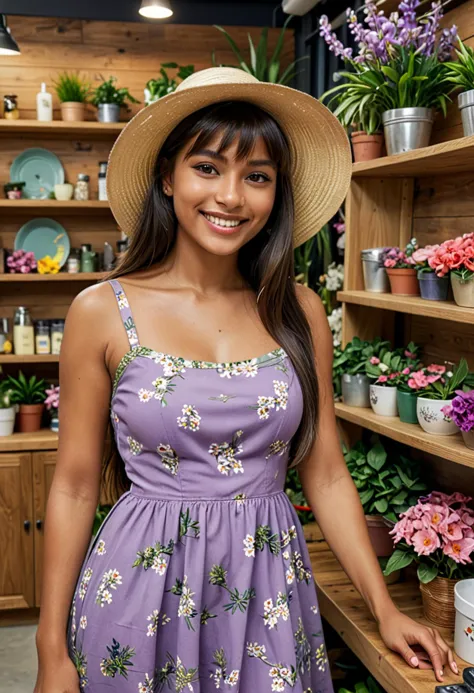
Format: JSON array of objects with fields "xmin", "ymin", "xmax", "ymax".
[
  {"xmin": 0, "ymin": 272, "xmax": 105, "ymax": 282},
  {"xmin": 0, "ymin": 200, "xmax": 111, "ymax": 213},
  {"xmin": 0, "ymin": 119, "xmax": 125, "ymax": 136},
  {"xmin": 0, "ymin": 429, "xmax": 58, "ymax": 452},
  {"xmin": 308, "ymin": 524, "xmax": 456, "ymax": 693},
  {"xmin": 0, "ymin": 354, "xmax": 60, "ymax": 364},
  {"xmin": 335, "ymin": 402, "xmax": 474, "ymax": 468}
]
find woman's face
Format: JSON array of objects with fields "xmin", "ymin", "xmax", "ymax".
[{"xmin": 164, "ymin": 132, "xmax": 277, "ymax": 255}]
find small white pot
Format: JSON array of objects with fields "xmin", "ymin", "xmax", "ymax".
[
  {"xmin": 0, "ymin": 406, "xmax": 16, "ymax": 436},
  {"xmin": 417, "ymin": 397, "xmax": 458, "ymax": 435},
  {"xmin": 370, "ymin": 384, "xmax": 398, "ymax": 417},
  {"xmin": 54, "ymin": 183, "xmax": 73, "ymax": 201},
  {"xmin": 455, "ymin": 579, "xmax": 474, "ymax": 665}
]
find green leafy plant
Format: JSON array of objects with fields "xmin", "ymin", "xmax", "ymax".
[
  {"xmin": 344, "ymin": 438, "xmax": 427, "ymax": 523},
  {"xmin": 333, "ymin": 336, "xmax": 391, "ymax": 378},
  {"xmin": 419, "ymin": 358, "xmax": 473, "ymax": 401},
  {"xmin": 213, "ymin": 16, "xmax": 307, "ymax": 85},
  {"xmin": 145, "ymin": 63, "xmax": 195, "ymax": 104},
  {"xmin": 338, "ymin": 675, "xmax": 385, "ymax": 693},
  {"xmin": 294, "ymin": 236, "xmax": 315, "ymax": 288},
  {"xmin": 445, "ymin": 37, "xmax": 474, "ymax": 93},
  {"xmin": 321, "ymin": 67, "xmax": 384, "ymax": 135},
  {"xmin": 52, "ymin": 71, "xmax": 91, "ymax": 103},
  {"xmin": 0, "ymin": 367, "xmax": 13, "ymax": 409},
  {"xmin": 6, "ymin": 371, "xmax": 46, "ymax": 405},
  {"xmin": 91, "ymin": 76, "xmax": 140, "ymax": 108}
]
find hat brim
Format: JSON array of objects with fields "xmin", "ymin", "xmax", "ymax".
[{"xmin": 106, "ymin": 81, "xmax": 352, "ymax": 248}]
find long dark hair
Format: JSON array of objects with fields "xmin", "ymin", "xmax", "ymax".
[{"xmin": 102, "ymin": 101, "xmax": 319, "ymax": 500}]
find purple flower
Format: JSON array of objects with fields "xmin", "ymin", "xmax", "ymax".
[
  {"xmin": 448, "ymin": 390, "xmax": 474, "ymax": 433},
  {"xmin": 438, "ymin": 25, "xmax": 458, "ymax": 61},
  {"xmin": 319, "ymin": 15, "xmax": 353, "ymax": 60}
]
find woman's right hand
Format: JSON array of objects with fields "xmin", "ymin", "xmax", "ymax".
[{"xmin": 34, "ymin": 652, "xmax": 80, "ymax": 693}]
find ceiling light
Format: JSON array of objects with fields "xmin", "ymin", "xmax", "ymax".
[
  {"xmin": 139, "ymin": 0, "xmax": 173, "ymax": 19},
  {"xmin": 0, "ymin": 15, "xmax": 20, "ymax": 55}
]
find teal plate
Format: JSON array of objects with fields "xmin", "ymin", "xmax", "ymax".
[
  {"xmin": 10, "ymin": 148, "xmax": 64, "ymax": 199},
  {"xmin": 15, "ymin": 218, "xmax": 70, "ymax": 268}
]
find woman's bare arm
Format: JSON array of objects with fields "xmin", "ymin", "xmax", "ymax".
[{"xmin": 35, "ymin": 283, "xmax": 113, "ymax": 655}]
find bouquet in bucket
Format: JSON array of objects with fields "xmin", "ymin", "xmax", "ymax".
[{"xmin": 384, "ymin": 491, "xmax": 474, "ymax": 583}]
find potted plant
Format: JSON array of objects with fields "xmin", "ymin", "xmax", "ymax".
[
  {"xmin": 91, "ymin": 76, "xmax": 140, "ymax": 123},
  {"xmin": 0, "ymin": 369, "xmax": 16, "ymax": 436},
  {"xmin": 411, "ymin": 243, "xmax": 450, "ymax": 301},
  {"xmin": 445, "ymin": 233, "xmax": 474, "ymax": 308},
  {"xmin": 415, "ymin": 358, "xmax": 472, "ymax": 435},
  {"xmin": 441, "ymin": 389, "xmax": 474, "ymax": 450},
  {"xmin": 384, "ymin": 491, "xmax": 474, "ymax": 629},
  {"xmin": 366, "ymin": 350, "xmax": 403, "ymax": 417},
  {"xmin": 44, "ymin": 384, "xmax": 59, "ymax": 432},
  {"xmin": 360, "ymin": 247, "xmax": 390, "ymax": 293},
  {"xmin": 6, "ymin": 370, "xmax": 46, "ymax": 432},
  {"xmin": 6, "ymin": 249, "xmax": 37, "ymax": 274},
  {"xmin": 391, "ymin": 344, "xmax": 423, "ymax": 424},
  {"xmin": 319, "ymin": 2, "xmax": 457, "ymax": 156},
  {"xmin": 382, "ymin": 238, "xmax": 419, "ymax": 296},
  {"xmin": 52, "ymin": 71, "xmax": 91, "ymax": 122},
  {"xmin": 144, "ymin": 63, "xmax": 195, "ymax": 105},
  {"xmin": 334, "ymin": 336, "xmax": 391, "ymax": 408},
  {"xmin": 445, "ymin": 38, "xmax": 474, "ymax": 137},
  {"xmin": 4, "ymin": 181, "xmax": 25, "ymax": 200},
  {"xmin": 344, "ymin": 438, "xmax": 427, "ymax": 557}
]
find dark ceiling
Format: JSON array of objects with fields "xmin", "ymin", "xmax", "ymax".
[{"xmin": 1, "ymin": 0, "xmax": 289, "ymax": 26}]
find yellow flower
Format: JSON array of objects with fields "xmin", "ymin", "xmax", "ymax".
[
  {"xmin": 3, "ymin": 340, "xmax": 12, "ymax": 354},
  {"xmin": 38, "ymin": 255, "xmax": 60, "ymax": 274}
]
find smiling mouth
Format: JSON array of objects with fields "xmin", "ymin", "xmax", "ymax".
[{"xmin": 200, "ymin": 212, "xmax": 247, "ymax": 229}]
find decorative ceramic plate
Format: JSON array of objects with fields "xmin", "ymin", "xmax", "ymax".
[
  {"xmin": 14, "ymin": 218, "xmax": 70, "ymax": 268},
  {"xmin": 10, "ymin": 148, "xmax": 65, "ymax": 199}
]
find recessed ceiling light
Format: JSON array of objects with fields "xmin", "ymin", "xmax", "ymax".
[{"xmin": 139, "ymin": 0, "xmax": 173, "ymax": 19}]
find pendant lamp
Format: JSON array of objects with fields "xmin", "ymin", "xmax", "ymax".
[
  {"xmin": 139, "ymin": 0, "xmax": 173, "ymax": 19},
  {"xmin": 0, "ymin": 15, "xmax": 20, "ymax": 55}
]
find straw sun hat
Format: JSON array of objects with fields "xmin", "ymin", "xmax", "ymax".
[{"xmin": 107, "ymin": 67, "xmax": 352, "ymax": 248}]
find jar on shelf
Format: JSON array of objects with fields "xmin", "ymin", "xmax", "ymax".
[
  {"xmin": 3, "ymin": 94, "xmax": 19, "ymax": 120},
  {"xmin": 0, "ymin": 318, "xmax": 9, "ymax": 353},
  {"xmin": 13, "ymin": 306, "xmax": 34, "ymax": 355},
  {"xmin": 67, "ymin": 248, "xmax": 81, "ymax": 274},
  {"xmin": 98, "ymin": 161, "xmax": 108, "ymax": 201},
  {"xmin": 51, "ymin": 320, "xmax": 65, "ymax": 355},
  {"xmin": 73, "ymin": 173, "xmax": 90, "ymax": 201},
  {"xmin": 35, "ymin": 319, "xmax": 51, "ymax": 354}
]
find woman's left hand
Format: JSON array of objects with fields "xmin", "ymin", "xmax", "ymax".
[{"xmin": 378, "ymin": 608, "xmax": 459, "ymax": 682}]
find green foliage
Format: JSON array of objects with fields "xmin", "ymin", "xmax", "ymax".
[
  {"xmin": 284, "ymin": 468, "xmax": 314, "ymax": 524},
  {"xmin": 344, "ymin": 437, "xmax": 427, "ymax": 523},
  {"xmin": 212, "ymin": 16, "xmax": 308, "ymax": 85},
  {"xmin": 6, "ymin": 371, "xmax": 46, "ymax": 405},
  {"xmin": 91, "ymin": 76, "xmax": 140, "ymax": 108},
  {"xmin": 294, "ymin": 236, "xmax": 315, "ymax": 287},
  {"xmin": 145, "ymin": 63, "xmax": 195, "ymax": 102},
  {"xmin": 422, "ymin": 358, "xmax": 471, "ymax": 400},
  {"xmin": 338, "ymin": 676, "xmax": 385, "ymax": 693},
  {"xmin": 333, "ymin": 336, "xmax": 391, "ymax": 378},
  {"xmin": 444, "ymin": 37, "xmax": 474, "ymax": 93},
  {"xmin": 52, "ymin": 71, "xmax": 91, "ymax": 103},
  {"xmin": 93, "ymin": 504, "xmax": 112, "ymax": 536},
  {"xmin": 0, "ymin": 366, "xmax": 13, "ymax": 409}
]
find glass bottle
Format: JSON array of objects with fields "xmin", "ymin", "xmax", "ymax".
[
  {"xmin": 35, "ymin": 320, "xmax": 51, "ymax": 354},
  {"xmin": 13, "ymin": 307, "xmax": 34, "ymax": 355},
  {"xmin": 51, "ymin": 320, "xmax": 65, "ymax": 355},
  {"xmin": 73, "ymin": 173, "xmax": 90, "ymax": 201},
  {"xmin": 3, "ymin": 94, "xmax": 19, "ymax": 120}
]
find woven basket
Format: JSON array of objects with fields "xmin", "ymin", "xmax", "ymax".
[{"xmin": 420, "ymin": 577, "xmax": 458, "ymax": 629}]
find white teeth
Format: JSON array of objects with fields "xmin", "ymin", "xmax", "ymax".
[{"xmin": 204, "ymin": 214, "xmax": 241, "ymax": 228}]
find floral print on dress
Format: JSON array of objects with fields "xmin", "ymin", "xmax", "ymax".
[
  {"xmin": 252, "ymin": 380, "xmax": 289, "ymax": 420},
  {"xmin": 209, "ymin": 564, "xmax": 256, "ymax": 614},
  {"xmin": 243, "ymin": 524, "xmax": 281, "ymax": 558},
  {"xmin": 209, "ymin": 430, "xmax": 244, "ymax": 475},
  {"xmin": 71, "ymin": 643, "xmax": 88, "ymax": 688},
  {"xmin": 263, "ymin": 591, "xmax": 290, "ymax": 629},
  {"xmin": 157, "ymin": 443, "xmax": 179, "ymax": 476},
  {"xmin": 133, "ymin": 538, "xmax": 175, "ymax": 574},
  {"xmin": 146, "ymin": 609, "xmax": 171, "ymax": 636},
  {"xmin": 100, "ymin": 638, "xmax": 135, "ymax": 678},
  {"xmin": 95, "ymin": 539, "xmax": 106, "ymax": 556},
  {"xmin": 96, "ymin": 568, "xmax": 123, "ymax": 607},
  {"xmin": 124, "ymin": 316, "xmax": 139, "ymax": 348},
  {"xmin": 146, "ymin": 653, "xmax": 199, "ymax": 692},
  {"xmin": 294, "ymin": 617, "xmax": 312, "ymax": 675},
  {"xmin": 266, "ymin": 439, "xmax": 290, "ymax": 459},
  {"xmin": 179, "ymin": 508, "xmax": 200, "ymax": 540},
  {"xmin": 78, "ymin": 567, "xmax": 93, "ymax": 600},
  {"xmin": 177, "ymin": 404, "xmax": 201, "ymax": 431},
  {"xmin": 115, "ymin": 290, "xmax": 129, "ymax": 310},
  {"xmin": 127, "ymin": 436, "xmax": 143, "ymax": 456},
  {"xmin": 210, "ymin": 648, "xmax": 240, "ymax": 688},
  {"xmin": 247, "ymin": 642, "xmax": 298, "ymax": 690},
  {"xmin": 167, "ymin": 575, "xmax": 198, "ymax": 631}
]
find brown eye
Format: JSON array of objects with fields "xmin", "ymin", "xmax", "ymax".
[
  {"xmin": 248, "ymin": 173, "xmax": 270, "ymax": 183},
  {"xmin": 195, "ymin": 164, "xmax": 216, "ymax": 175}
]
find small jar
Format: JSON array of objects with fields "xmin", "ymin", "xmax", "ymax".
[
  {"xmin": 73, "ymin": 173, "xmax": 90, "ymax": 201},
  {"xmin": 67, "ymin": 248, "xmax": 80, "ymax": 274},
  {"xmin": 13, "ymin": 306, "xmax": 34, "ymax": 355},
  {"xmin": 35, "ymin": 320, "xmax": 51, "ymax": 354},
  {"xmin": 0, "ymin": 318, "xmax": 8, "ymax": 353},
  {"xmin": 3, "ymin": 94, "xmax": 19, "ymax": 120},
  {"xmin": 51, "ymin": 320, "xmax": 65, "ymax": 355}
]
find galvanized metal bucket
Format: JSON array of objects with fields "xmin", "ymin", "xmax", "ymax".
[
  {"xmin": 361, "ymin": 248, "xmax": 389, "ymax": 293},
  {"xmin": 98, "ymin": 103, "xmax": 120, "ymax": 123},
  {"xmin": 458, "ymin": 90, "xmax": 474, "ymax": 137},
  {"xmin": 382, "ymin": 107, "xmax": 434, "ymax": 155}
]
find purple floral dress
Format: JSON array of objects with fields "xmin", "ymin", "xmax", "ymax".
[{"xmin": 66, "ymin": 278, "xmax": 334, "ymax": 693}]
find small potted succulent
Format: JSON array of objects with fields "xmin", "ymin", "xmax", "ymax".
[
  {"xmin": 91, "ymin": 76, "xmax": 140, "ymax": 123},
  {"xmin": 6, "ymin": 371, "xmax": 46, "ymax": 432},
  {"xmin": 52, "ymin": 71, "xmax": 91, "ymax": 122},
  {"xmin": 383, "ymin": 238, "xmax": 419, "ymax": 296},
  {"xmin": 445, "ymin": 38, "xmax": 474, "ymax": 137},
  {"xmin": 44, "ymin": 384, "xmax": 59, "ymax": 432},
  {"xmin": 411, "ymin": 243, "xmax": 451, "ymax": 301},
  {"xmin": 384, "ymin": 491, "xmax": 474, "ymax": 629},
  {"xmin": 0, "ymin": 369, "xmax": 16, "ymax": 436},
  {"xmin": 333, "ymin": 336, "xmax": 391, "ymax": 407},
  {"xmin": 4, "ymin": 181, "xmax": 25, "ymax": 199},
  {"xmin": 144, "ymin": 63, "xmax": 195, "ymax": 105},
  {"xmin": 442, "ymin": 389, "xmax": 474, "ymax": 450},
  {"xmin": 6, "ymin": 249, "xmax": 37, "ymax": 274},
  {"xmin": 344, "ymin": 437, "xmax": 427, "ymax": 558}
]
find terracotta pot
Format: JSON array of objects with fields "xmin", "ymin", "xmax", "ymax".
[
  {"xmin": 60, "ymin": 102, "xmax": 86, "ymax": 122},
  {"xmin": 386, "ymin": 268, "xmax": 419, "ymax": 296},
  {"xmin": 17, "ymin": 403, "xmax": 44, "ymax": 433},
  {"xmin": 351, "ymin": 131, "xmax": 384, "ymax": 163},
  {"xmin": 420, "ymin": 576, "xmax": 458, "ymax": 629},
  {"xmin": 366, "ymin": 515, "xmax": 394, "ymax": 557}
]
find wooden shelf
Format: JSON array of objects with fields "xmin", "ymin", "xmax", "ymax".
[
  {"xmin": 0, "ymin": 119, "xmax": 125, "ymax": 136},
  {"xmin": 0, "ymin": 428, "xmax": 58, "ymax": 452},
  {"xmin": 0, "ymin": 200, "xmax": 111, "ymax": 213},
  {"xmin": 338, "ymin": 290, "xmax": 474, "ymax": 325},
  {"xmin": 352, "ymin": 134, "xmax": 474, "ymax": 177},
  {"xmin": 0, "ymin": 355, "xmax": 59, "ymax": 364},
  {"xmin": 335, "ymin": 402, "xmax": 474, "ymax": 468},
  {"xmin": 308, "ymin": 524, "xmax": 460, "ymax": 693},
  {"xmin": 0, "ymin": 272, "xmax": 106, "ymax": 282}
]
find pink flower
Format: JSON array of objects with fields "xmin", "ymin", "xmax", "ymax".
[
  {"xmin": 377, "ymin": 375, "xmax": 388, "ymax": 383},
  {"xmin": 412, "ymin": 528, "xmax": 440, "ymax": 555},
  {"xmin": 426, "ymin": 374, "xmax": 442, "ymax": 384},
  {"xmin": 370, "ymin": 356, "xmax": 380, "ymax": 365},
  {"xmin": 402, "ymin": 367, "xmax": 410, "ymax": 375},
  {"xmin": 408, "ymin": 370, "xmax": 429, "ymax": 390},
  {"xmin": 404, "ymin": 350, "xmax": 417, "ymax": 359},
  {"xmin": 412, "ymin": 245, "xmax": 440, "ymax": 264},
  {"xmin": 441, "ymin": 404, "xmax": 453, "ymax": 418},
  {"xmin": 384, "ymin": 258, "xmax": 396, "ymax": 268},
  {"xmin": 443, "ymin": 538, "xmax": 474, "ymax": 564},
  {"xmin": 427, "ymin": 364, "xmax": 446, "ymax": 374}
]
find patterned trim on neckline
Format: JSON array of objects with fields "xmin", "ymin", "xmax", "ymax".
[{"xmin": 112, "ymin": 346, "xmax": 288, "ymax": 395}]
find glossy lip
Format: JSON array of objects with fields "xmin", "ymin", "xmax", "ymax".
[{"xmin": 200, "ymin": 211, "xmax": 247, "ymax": 236}]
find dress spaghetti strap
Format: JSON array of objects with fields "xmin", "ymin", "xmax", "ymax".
[{"xmin": 108, "ymin": 278, "xmax": 140, "ymax": 349}]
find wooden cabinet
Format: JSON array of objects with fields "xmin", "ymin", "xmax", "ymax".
[{"xmin": 32, "ymin": 451, "xmax": 57, "ymax": 608}]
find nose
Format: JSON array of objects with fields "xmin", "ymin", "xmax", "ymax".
[{"xmin": 214, "ymin": 173, "xmax": 245, "ymax": 210}]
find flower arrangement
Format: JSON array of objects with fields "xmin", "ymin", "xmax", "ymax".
[
  {"xmin": 6, "ymin": 249, "xmax": 36, "ymax": 274},
  {"xmin": 44, "ymin": 384, "xmax": 59, "ymax": 412},
  {"xmin": 365, "ymin": 341, "xmax": 421, "ymax": 387},
  {"xmin": 400, "ymin": 362, "xmax": 447, "ymax": 393},
  {"xmin": 319, "ymin": 1, "xmax": 458, "ymax": 133},
  {"xmin": 441, "ymin": 390, "xmax": 474, "ymax": 433},
  {"xmin": 382, "ymin": 238, "xmax": 418, "ymax": 269},
  {"xmin": 384, "ymin": 491, "xmax": 474, "ymax": 583},
  {"xmin": 91, "ymin": 76, "xmax": 140, "ymax": 109},
  {"xmin": 327, "ymin": 306, "xmax": 342, "ymax": 348},
  {"xmin": 333, "ymin": 215, "xmax": 345, "ymax": 254},
  {"xmin": 37, "ymin": 255, "xmax": 60, "ymax": 275},
  {"xmin": 413, "ymin": 358, "xmax": 472, "ymax": 401},
  {"xmin": 414, "ymin": 233, "xmax": 474, "ymax": 280}
]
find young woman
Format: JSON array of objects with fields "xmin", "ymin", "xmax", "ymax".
[{"xmin": 34, "ymin": 67, "xmax": 458, "ymax": 693}]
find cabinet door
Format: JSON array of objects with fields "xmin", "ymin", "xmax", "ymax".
[
  {"xmin": 33, "ymin": 451, "xmax": 57, "ymax": 608},
  {"xmin": 0, "ymin": 452, "xmax": 34, "ymax": 609}
]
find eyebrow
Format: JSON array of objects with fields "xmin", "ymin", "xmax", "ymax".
[{"xmin": 192, "ymin": 148, "xmax": 277, "ymax": 171}]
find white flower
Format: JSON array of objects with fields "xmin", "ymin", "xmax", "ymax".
[
  {"xmin": 271, "ymin": 677, "xmax": 285, "ymax": 691},
  {"xmin": 95, "ymin": 540, "xmax": 106, "ymax": 555},
  {"xmin": 138, "ymin": 388, "xmax": 154, "ymax": 403},
  {"xmin": 243, "ymin": 534, "xmax": 255, "ymax": 558},
  {"xmin": 79, "ymin": 615, "xmax": 87, "ymax": 629}
]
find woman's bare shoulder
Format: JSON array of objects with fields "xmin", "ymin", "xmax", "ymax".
[
  {"xmin": 294, "ymin": 283, "xmax": 327, "ymax": 325},
  {"xmin": 65, "ymin": 280, "xmax": 117, "ymax": 345}
]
